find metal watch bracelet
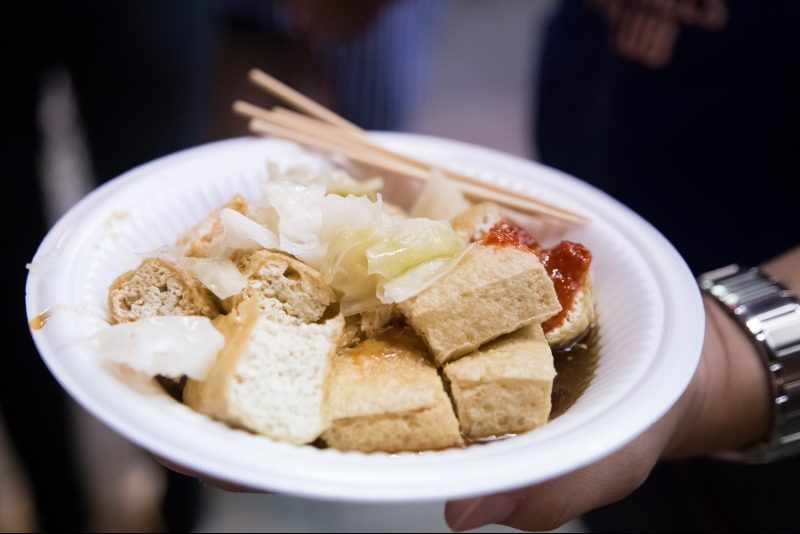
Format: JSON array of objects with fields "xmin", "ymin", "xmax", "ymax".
[{"xmin": 699, "ymin": 264, "xmax": 800, "ymax": 463}]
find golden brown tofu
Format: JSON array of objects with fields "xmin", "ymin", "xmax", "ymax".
[
  {"xmin": 444, "ymin": 323, "xmax": 555, "ymax": 439},
  {"xmin": 399, "ymin": 244, "xmax": 561, "ymax": 365},
  {"xmin": 322, "ymin": 328, "xmax": 463, "ymax": 453}
]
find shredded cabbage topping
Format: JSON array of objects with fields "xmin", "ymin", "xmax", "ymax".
[
  {"xmin": 410, "ymin": 168, "xmax": 471, "ymax": 221},
  {"xmin": 252, "ymin": 166, "xmax": 468, "ymax": 314},
  {"xmin": 207, "ymin": 208, "xmax": 279, "ymax": 258},
  {"xmin": 145, "ymin": 165, "xmax": 468, "ymax": 318},
  {"xmin": 322, "ymin": 225, "xmax": 385, "ymax": 316},
  {"xmin": 88, "ymin": 316, "xmax": 224, "ymax": 380},
  {"xmin": 377, "ymin": 249, "xmax": 468, "ymax": 305},
  {"xmin": 153, "ymin": 249, "xmax": 248, "ymax": 300},
  {"xmin": 184, "ymin": 257, "xmax": 247, "ymax": 300},
  {"xmin": 269, "ymin": 163, "xmax": 384, "ymax": 198},
  {"xmin": 367, "ymin": 218, "xmax": 465, "ymax": 279}
]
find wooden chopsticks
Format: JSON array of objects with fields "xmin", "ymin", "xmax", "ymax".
[
  {"xmin": 236, "ymin": 68, "xmax": 588, "ymax": 225},
  {"xmin": 248, "ymin": 68, "xmax": 363, "ymax": 134}
]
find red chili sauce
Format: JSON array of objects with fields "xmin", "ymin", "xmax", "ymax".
[
  {"xmin": 483, "ymin": 220, "xmax": 592, "ymax": 332},
  {"xmin": 482, "ymin": 220, "xmax": 541, "ymax": 252}
]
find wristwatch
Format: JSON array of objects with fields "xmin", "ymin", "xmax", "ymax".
[{"xmin": 699, "ymin": 264, "xmax": 800, "ymax": 463}]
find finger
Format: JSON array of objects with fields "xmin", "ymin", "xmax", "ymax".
[{"xmin": 445, "ymin": 431, "xmax": 661, "ymax": 532}]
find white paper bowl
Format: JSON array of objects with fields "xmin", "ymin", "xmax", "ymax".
[{"xmin": 26, "ymin": 134, "xmax": 703, "ymax": 502}]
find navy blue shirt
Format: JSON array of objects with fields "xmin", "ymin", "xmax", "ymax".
[
  {"xmin": 536, "ymin": 0, "xmax": 798, "ymax": 275},
  {"xmin": 536, "ymin": 1, "xmax": 798, "ymax": 532}
]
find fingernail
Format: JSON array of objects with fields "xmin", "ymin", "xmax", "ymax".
[{"xmin": 448, "ymin": 495, "xmax": 517, "ymax": 532}]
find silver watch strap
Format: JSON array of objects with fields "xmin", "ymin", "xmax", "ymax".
[{"xmin": 699, "ymin": 264, "xmax": 800, "ymax": 463}]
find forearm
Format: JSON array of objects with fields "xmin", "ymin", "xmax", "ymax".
[
  {"xmin": 762, "ymin": 246, "xmax": 800, "ymax": 291},
  {"xmin": 663, "ymin": 245, "xmax": 800, "ymax": 459}
]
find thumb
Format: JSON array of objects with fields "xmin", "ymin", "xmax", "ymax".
[{"xmin": 445, "ymin": 426, "xmax": 666, "ymax": 531}]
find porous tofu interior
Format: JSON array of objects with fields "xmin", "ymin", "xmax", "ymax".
[
  {"xmin": 225, "ymin": 250, "xmax": 336, "ymax": 323},
  {"xmin": 227, "ymin": 314, "xmax": 341, "ymax": 443}
]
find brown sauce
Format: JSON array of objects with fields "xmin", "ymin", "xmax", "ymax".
[
  {"xmin": 156, "ymin": 375, "xmax": 187, "ymax": 402},
  {"xmin": 29, "ymin": 309, "xmax": 52, "ymax": 330},
  {"xmin": 463, "ymin": 324, "xmax": 600, "ymax": 444},
  {"xmin": 345, "ymin": 327, "xmax": 428, "ymax": 364},
  {"xmin": 550, "ymin": 325, "xmax": 600, "ymax": 419}
]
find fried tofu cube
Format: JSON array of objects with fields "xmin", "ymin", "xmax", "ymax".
[
  {"xmin": 444, "ymin": 323, "xmax": 555, "ymax": 439},
  {"xmin": 322, "ymin": 328, "xmax": 463, "ymax": 453},
  {"xmin": 399, "ymin": 244, "xmax": 560, "ymax": 365}
]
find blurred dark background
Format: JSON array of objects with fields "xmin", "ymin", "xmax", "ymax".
[{"xmin": 2, "ymin": 0, "xmax": 797, "ymax": 532}]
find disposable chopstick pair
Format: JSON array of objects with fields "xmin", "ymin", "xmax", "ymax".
[{"xmin": 239, "ymin": 68, "xmax": 588, "ymax": 224}]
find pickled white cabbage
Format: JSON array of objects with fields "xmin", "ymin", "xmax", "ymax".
[
  {"xmin": 410, "ymin": 168, "xmax": 470, "ymax": 220},
  {"xmin": 153, "ymin": 248, "xmax": 247, "ymax": 300},
  {"xmin": 264, "ymin": 182, "xmax": 327, "ymax": 267},
  {"xmin": 145, "ymin": 164, "xmax": 469, "ymax": 317},
  {"xmin": 376, "ymin": 243, "xmax": 475, "ymax": 305},
  {"xmin": 185, "ymin": 257, "xmax": 247, "ymax": 300},
  {"xmin": 207, "ymin": 208, "xmax": 279, "ymax": 258},
  {"xmin": 88, "ymin": 316, "xmax": 223, "ymax": 380},
  {"xmin": 318, "ymin": 217, "xmax": 466, "ymax": 314},
  {"xmin": 322, "ymin": 226, "xmax": 384, "ymax": 316},
  {"xmin": 324, "ymin": 171, "xmax": 384, "ymax": 198},
  {"xmin": 249, "ymin": 205, "xmax": 280, "ymax": 235},
  {"xmin": 270, "ymin": 163, "xmax": 383, "ymax": 198},
  {"xmin": 367, "ymin": 218, "xmax": 465, "ymax": 279},
  {"xmin": 376, "ymin": 257, "xmax": 451, "ymax": 304},
  {"xmin": 319, "ymin": 193, "xmax": 385, "ymax": 243}
]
